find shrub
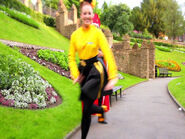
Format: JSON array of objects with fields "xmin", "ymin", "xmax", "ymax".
[
  {"xmin": 128, "ymin": 31, "xmax": 152, "ymax": 40},
  {"xmin": 0, "ymin": 5, "xmax": 39, "ymax": 29},
  {"xmin": 156, "ymin": 45, "xmax": 172, "ymax": 52},
  {"xmin": 153, "ymin": 42, "xmax": 173, "ymax": 47},
  {"xmin": 155, "ymin": 60, "xmax": 181, "ymax": 72},
  {"xmin": 130, "ymin": 38, "xmax": 143, "ymax": 44},
  {"xmin": 43, "ymin": 15, "xmax": 56, "ymax": 27},
  {"xmin": 0, "ymin": 0, "xmax": 56, "ymax": 26},
  {"xmin": 113, "ymin": 32, "xmax": 123, "ymax": 41},
  {"xmin": 37, "ymin": 49, "xmax": 69, "ymax": 70},
  {"xmin": 0, "ymin": 0, "xmax": 31, "ymax": 15}
]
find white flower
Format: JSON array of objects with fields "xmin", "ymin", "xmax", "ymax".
[
  {"xmin": 50, "ymin": 97, "xmax": 56, "ymax": 104},
  {"xmin": 52, "ymin": 91, "xmax": 57, "ymax": 97}
]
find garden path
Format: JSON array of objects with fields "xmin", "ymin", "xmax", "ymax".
[{"xmin": 68, "ymin": 78, "xmax": 185, "ymax": 139}]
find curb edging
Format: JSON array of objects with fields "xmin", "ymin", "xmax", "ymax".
[
  {"xmin": 64, "ymin": 125, "xmax": 81, "ymax": 139},
  {"xmin": 167, "ymin": 85, "xmax": 185, "ymax": 114}
]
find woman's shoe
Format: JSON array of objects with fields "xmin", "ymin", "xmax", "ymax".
[{"xmin": 97, "ymin": 105, "xmax": 108, "ymax": 124}]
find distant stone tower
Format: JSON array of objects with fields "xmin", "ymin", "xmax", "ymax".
[
  {"xmin": 36, "ymin": 0, "xmax": 43, "ymax": 13},
  {"xmin": 56, "ymin": 0, "xmax": 78, "ymax": 38}
]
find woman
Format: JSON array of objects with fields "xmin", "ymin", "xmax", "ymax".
[{"xmin": 68, "ymin": 1, "xmax": 118, "ymax": 139}]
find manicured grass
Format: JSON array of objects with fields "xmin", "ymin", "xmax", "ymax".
[
  {"xmin": 0, "ymin": 12, "xmax": 69, "ymax": 51},
  {"xmin": 168, "ymin": 77, "xmax": 185, "ymax": 108},
  {"xmin": 0, "ymin": 42, "xmax": 82, "ymax": 139},
  {"xmin": 116, "ymin": 72, "xmax": 147, "ymax": 89},
  {"xmin": 155, "ymin": 49, "xmax": 185, "ymax": 76}
]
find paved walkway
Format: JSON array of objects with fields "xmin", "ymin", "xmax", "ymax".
[
  {"xmin": 69, "ymin": 78, "xmax": 185, "ymax": 139},
  {"xmin": 0, "ymin": 39, "xmax": 64, "ymax": 52}
]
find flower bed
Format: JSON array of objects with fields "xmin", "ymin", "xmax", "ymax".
[
  {"xmin": 20, "ymin": 48, "xmax": 70, "ymax": 78},
  {"xmin": 37, "ymin": 49, "xmax": 69, "ymax": 70},
  {"xmin": 0, "ymin": 54, "xmax": 60, "ymax": 109},
  {"xmin": 155, "ymin": 60, "xmax": 181, "ymax": 72}
]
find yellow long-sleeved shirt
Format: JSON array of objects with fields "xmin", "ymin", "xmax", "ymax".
[{"xmin": 68, "ymin": 25, "xmax": 117, "ymax": 80}]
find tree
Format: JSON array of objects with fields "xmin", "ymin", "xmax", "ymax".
[
  {"xmin": 129, "ymin": 7, "xmax": 149, "ymax": 32},
  {"xmin": 141, "ymin": 0, "xmax": 167, "ymax": 37},
  {"xmin": 100, "ymin": 4, "xmax": 133, "ymax": 36},
  {"xmin": 162, "ymin": 0, "xmax": 185, "ymax": 40},
  {"xmin": 42, "ymin": 0, "xmax": 79, "ymax": 10}
]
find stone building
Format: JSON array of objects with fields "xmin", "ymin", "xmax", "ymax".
[
  {"xmin": 56, "ymin": 0, "xmax": 78, "ymax": 39},
  {"xmin": 112, "ymin": 35, "xmax": 155, "ymax": 79},
  {"xmin": 19, "ymin": 0, "xmax": 43, "ymax": 13},
  {"xmin": 35, "ymin": 0, "xmax": 43, "ymax": 14}
]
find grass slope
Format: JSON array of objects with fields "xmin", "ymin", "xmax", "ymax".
[
  {"xmin": 0, "ymin": 12, "xmax": 69, "ymax": 51},
  {"xmin": 168, "ymin": 77, "xmax": 185, "ymax": 108},
  {"xmin": 116, "ymin": 72, "xmax": 146, "ymax": 89},
  {"xmin": 0, "ymin": 42, "xmax": 81, "ymax": 139}
]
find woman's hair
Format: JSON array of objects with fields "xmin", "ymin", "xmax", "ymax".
[{"xmin": 80, "ymin": 1, "xmax": 93, "ymax": 10}]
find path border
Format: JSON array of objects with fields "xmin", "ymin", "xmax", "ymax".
[{"xmin": 167, "ymin": 86, "xmax": 185, "ymax": 114}]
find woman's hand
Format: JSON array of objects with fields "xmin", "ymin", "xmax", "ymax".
[
  {"xmin": 104, "ymin": 78, "xmax": 118, "ymax": 91},
  {"xmin": 73, "ymin": 74, "xmax": 85, "ymax": 84}
]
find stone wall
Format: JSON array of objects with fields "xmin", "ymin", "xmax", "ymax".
[
  {"xmin": 112, "ymin": 35, "xmax": 155, "ymax": 79},
  {"xmin": 56, "ymin": 0, "xmax": 78, "ymax": 39}
]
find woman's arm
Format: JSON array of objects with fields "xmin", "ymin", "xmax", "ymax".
[
  {"xmin": 68, "ymin": 34, "xmax": 80, "ymax": 81},
  {"xmin": 97, "ymin": 30, "xmax": 118, "ymax": 90}
]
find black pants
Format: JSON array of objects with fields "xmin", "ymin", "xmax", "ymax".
[{"xmin": 81, "ymin": 96, "xmax": 103, "ymax": 139}]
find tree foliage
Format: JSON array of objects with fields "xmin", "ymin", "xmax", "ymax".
[
  {"xmin": 129, "ymin": 7, "xmax": 149, "ymax": 32},
  {"xmin": 141, "ymin": 0, "xmax": 167, "ymax": 37},
  {"xmin": 100, "ymin": 4, "xmax": 133, "ymax": 36},
  {"xmin": 162, "ymin": 0, "xmax": 185, "ymax": 40},
  {"xmin": 130, "ymin": 0, "xmax": 184, "ymax": 39},
  {"xmin": 42, "ymin": 0, "xmax": 79, "ymax": 10}
]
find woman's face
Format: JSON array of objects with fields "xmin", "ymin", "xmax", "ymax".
[{"xmin": 81, "ymin": 4, "xmax": 94, "ymax": 27}]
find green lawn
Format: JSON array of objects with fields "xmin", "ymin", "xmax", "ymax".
[
  {"xmin": 116, "ymin": 72, "xmax": 146, "ymax": 89},
  {"xmin": 0, "ymin": 12, "xmax": 69, "ymax": 51},
  {"xmin": 168, "ymin": 76, "xmax": 185, "ymax": 108}
]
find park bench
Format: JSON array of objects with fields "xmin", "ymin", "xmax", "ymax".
[
  {"xmin": 158, "ymin": 68, "xmax": 172, "ymax": 77},
  {"xmin": 108, "ymin": 85, "xmax": 123, "ymax": 106}
]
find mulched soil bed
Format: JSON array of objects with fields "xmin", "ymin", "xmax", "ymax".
[{"xmin": 20, "ymin": 47, "xmax": 70, "ymax": 78}]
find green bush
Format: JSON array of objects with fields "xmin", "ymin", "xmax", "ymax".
[
  {"xmin": 153, "ymin": 42, "xmax": 173, "ymax": 47},
  {"xmin": 0, "ymin": 0, "xmax": 31, "ymax": 15},
  {"xmin": 156, "ymin": 45, "xmax": 172, "ymax": 52},
  {"xmin": 128, "ymin": 31, "xmax": 152, "ymax": 40},
  {"xmin": 0, "ymin": 5, "xmax": 39, "ymax": 29},
  {"xmin": 37, "ymin": 49, "xmax": 69, "ymax": 70},
  {"xmin": 113, "ymin": 32, "xmax": 123, "ymax": 41},
  {"xmin": 43, "ymin": 15, "xmax": 56, "ymax": 27},
  {"xmin": 130, "ymin": 38, "xmax": 143, "ymax": 44},
  {"xmin": 0, "ymin": 0, "xmax": 56, "ymax": 26}
]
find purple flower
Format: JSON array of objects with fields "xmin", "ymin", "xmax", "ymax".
[
  {"xmin": 0, "ymin": 93, "xmax": 3, "ymax": 98},
  {"xmin": 0, "ymin": 97, "xmax": 5, "ymax": 104},
  {"xmin": 29, "ymin": 103, "xmax": 38, "ymax": 109}
]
